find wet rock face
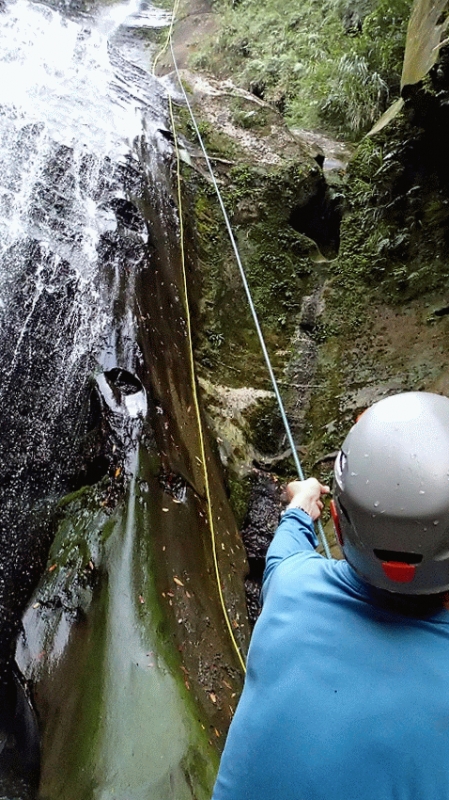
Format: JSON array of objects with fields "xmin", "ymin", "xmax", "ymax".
[
  {"xmin": 0, "ymin": 240, "xmax": 90, "ymax": 621},
  {"xmin": 240, "ymin": 472, "xmax": 282, "ymax": 624},
  {"xmin": 0, "ymin": 143, "xmax": 148, "ymax": 637},
  {"xmin": 0, "ymin": 27, "xmax": 161, "ymax": 789},
  {"xmin": 0, "ymin": 1, "xmax": 253, "ymax": 796}
]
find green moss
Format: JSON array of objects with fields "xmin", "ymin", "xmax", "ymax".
[
  {"xmin": 226, "ymin": 471, "xmax": 253, "ymax": 527},
  {"xmin": 182, "ymin": 745, "xmax": 219, "ymax": 800},
  {"xmin": 180, "ymin": 150, "xmax": 324, "ymax": 389},
  {"xmin": 174, "ymin": 106, "xmax": 238, "ymax": 159},
  {"xmin": 246, "ymin": 395, "xmax": 284, "ymax": 455},
  {"xmin": 39, "ymin": 451, "xmax": 222, "ymax": 799}
]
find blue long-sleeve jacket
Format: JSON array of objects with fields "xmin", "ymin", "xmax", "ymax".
[{"xmin": 212, "ymin": 509, "xmax": 449, "ymax": 800}]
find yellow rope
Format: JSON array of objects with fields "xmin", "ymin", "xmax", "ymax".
[
  {"xmin": 168, "ymin": 94, "xmax": 246, "ymax": 674},
  {"xmin": 153, "ymin": 12, "xmax": 246, "ymax": 673},
  {"xmin": 151, "ymin": 0, "xmax": 180, "ymax": 76}
]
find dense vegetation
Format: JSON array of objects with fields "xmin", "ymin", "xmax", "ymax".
[{"xmin": 194, "ymin": 0, "xmax": 412, "ymax": 138}]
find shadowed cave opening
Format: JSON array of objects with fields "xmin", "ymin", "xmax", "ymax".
[{"xmin": 289, "ymin": 184, "xmax": 344, "ymax": 260}]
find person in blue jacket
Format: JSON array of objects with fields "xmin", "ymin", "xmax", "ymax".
[{"xmin": 212, "ymin": 391, "xmax": 449, "ymax": 800}]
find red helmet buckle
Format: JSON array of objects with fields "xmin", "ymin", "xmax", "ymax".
[{"xmin": 381, "ymin": 561, "xmax": 416, "ymax": 583}]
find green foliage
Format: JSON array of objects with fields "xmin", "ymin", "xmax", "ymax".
[
  {"xmin": 360, "ymin": 0, "xmax": 411, "ymax": 83},
  {"xmin": 192, "ymin": 0, "xmax": 412, "ymax": 139},
  {"xmin": 319, "ymin": 54, "xmax": 388, "ymax": 136}
]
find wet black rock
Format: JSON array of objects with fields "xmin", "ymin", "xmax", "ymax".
[
  {"xmin": 109, "ymin": 198, "xmax": 146, "ymax": 233},
  {"xmin": 241, "ymin": 472, "xmax": 281, "ymax": 560},
  {"xmin": 244, "ymin": 578, "xmax": 262, "ymax": 626},
  {"xmin": 240, "ymin": 471, "xmax": 282, "ymax": 624},
  {"xmin": 158, "ymin": 470, "xmax": 187, "ymax": 502},
  {"xmin": 104, "ymin": 368, "xmax": 144, "ymax": 396}
]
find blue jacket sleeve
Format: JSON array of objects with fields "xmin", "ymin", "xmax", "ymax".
[{"xmin": 262, "ymin": 509, "xmax": 318, "ymax": 597}]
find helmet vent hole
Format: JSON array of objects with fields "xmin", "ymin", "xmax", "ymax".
[{"xmin": 373, "ymin": 549, "xmax": 423, "ymax": 565}]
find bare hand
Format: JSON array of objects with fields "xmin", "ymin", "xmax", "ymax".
[{"xmin": 284, "ymin": 478, "xmax": 330, "ymax": 521}]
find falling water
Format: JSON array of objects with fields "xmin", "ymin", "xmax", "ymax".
[
  {"xmin": 0, "ymin": 0, "xmax": 216, "ymax": 796},
  {"xmin": 0, "ymin": 0, "xmax": 250, "ymax": 796},
  {"xmin": 0, "ymin": 0, "xmax": 171, "ymax": 621}
]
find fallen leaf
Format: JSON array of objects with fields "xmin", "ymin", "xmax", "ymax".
[
  {"xmin": 209, "ymin": 692, "xmax": 217, "ymax": 704},
  {"xmin": 139, "ymin": 595, "xmax": 145, "ymax": 604},
  {"xmin": 184, "ymin": 680, "xmax": 190, "ymax": 691},
  {"xmin": 214, "ymin": 729, "xmax": 221, "ymax": 737},
  {"xmin": 173, "ymin": 577, "xmax": 184, "ymax": 587},
  {"xmin": 185, "ymin": 590, "xmax": 191, "ymax": 598},
  {"xmin": 223, "ymin": 680, "xmax": 232, "ymax": 690},
  {"xmin": 162, "ymin": 507, "xmax": 169, "ymax": 512},
  {"xmin": 114, "ymin": 467, "xmax": 121, "ymax": 479},
  {"xmin": 48, "ymin": 564, "xmax": 57, "ymax": 573},
  {"xmin": 32, "ymin": 602, "xmax": 40, "ymax": 609}
]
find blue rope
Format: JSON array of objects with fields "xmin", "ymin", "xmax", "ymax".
[{"xmin": 168, "ymin": 41, "xmax": 332, "ymax": 560}]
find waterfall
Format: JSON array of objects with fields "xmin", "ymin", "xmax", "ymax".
[
  {"xmin": 0, "ymin": 1, "xmax": 249, "ymax": 796},
  {"xmin": 0, "ymin": 0, "xmax": 202, "ymax": 796},
  {"xmin": 0, "ymin": 0, "xmax": 170, "ymax": 626}
]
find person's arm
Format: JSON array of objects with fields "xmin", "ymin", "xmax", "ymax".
[{"xmin": 262, "ymin": 478, "xmax": 329, "ymax": 594}]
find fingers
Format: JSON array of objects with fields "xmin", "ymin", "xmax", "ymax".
[
  {"xmin": 283, "ymin": 477, "xmax": 330, "ymax": 521},
  {"xmin": 286, "ymin": 478, "xmax": 330, "ymax": 500}
]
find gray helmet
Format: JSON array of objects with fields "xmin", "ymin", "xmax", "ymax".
[{"xmin": 332, "ymin": 391, "xmax": 449, "ymax": 594}]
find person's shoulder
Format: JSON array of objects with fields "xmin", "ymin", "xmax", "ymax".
[{"xmin": 268, "ymin": 548, "xmax": 341, "ymax": 591}]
